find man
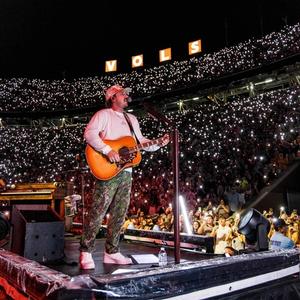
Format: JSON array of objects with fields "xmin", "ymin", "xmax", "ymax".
[
  {"xmin": 79, "ymin": 84, "xmax": 169, "ymax": 269},
  {"xmin": 270, "ymin": 218, "xmax": 295, "ymax": 250},
  {"xmin": 225, "ymin": 186, "xmax": 243, "ymax": 213},
  {"xmin": 198, "ymin": 214, "xmax": 214, "ymax": 236},
  {"xmin": 210, "ymin": 216, "xmax": 232, "ymax": 254}
]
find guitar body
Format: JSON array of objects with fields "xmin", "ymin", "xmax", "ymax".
[{"xmin": 85, "ymin": 136, "xmax": 142, "ymax": 181}]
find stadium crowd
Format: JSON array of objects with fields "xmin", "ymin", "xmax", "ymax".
[
  {"xmin": 1, "ymin": 87, "xmax": 299, "ymax": 215},
  {"xmin": 0, "ymin": 23, "xmax": 299, "ymax": 112}
]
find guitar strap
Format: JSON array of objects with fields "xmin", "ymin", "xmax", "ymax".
[{"xmin": 123, "ymin": 112, "xmax": 141, "ymax": 144}]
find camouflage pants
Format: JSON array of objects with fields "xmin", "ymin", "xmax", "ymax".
[{"xmin": 80, "ymin": 171, "xmax": 132, "ymax": 254}]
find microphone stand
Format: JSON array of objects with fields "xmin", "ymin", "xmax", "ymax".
[{"xmin": 143, "ymin": 103, "xmax": 181, "ymax": 264}]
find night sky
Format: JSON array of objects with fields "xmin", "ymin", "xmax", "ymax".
[{"xmin": 0, "ymin": 0, "xmax": 299, "ymax": 79}]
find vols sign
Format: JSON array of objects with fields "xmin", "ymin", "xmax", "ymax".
[
  {"xmin": 159, "ymin": 48, "xmax": 172, "ymax": 62},
  {"xmin": 105, "ymin": 39, "xmax": 201, "ymax": 72},
  {"xmin": 105, "ymin": 60, "xmax": 117, "ymax": 72},
  {"xmin": 188, "ymin": 39, "xmax": 202, "ymax": 55},
  {"xmin": 132, "ymin": 54, "xmax": 144, "ymax": 68}
]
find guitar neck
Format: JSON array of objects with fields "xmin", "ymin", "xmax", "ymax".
[{"xmin": 135, "ymin": 137, "xmax": 164, "ymax": 151}]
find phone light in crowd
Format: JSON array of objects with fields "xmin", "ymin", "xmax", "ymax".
[
  {"xmin": 106, "ymin": 214, "xmax": 110, "ymax": 219},
  {"xmin": 272, "ymin": 217, "xmax": 278, "ymax": 223},
  {"xmin": 169, "ymin": 203, "xmax": 172, "ymax": 208},
  {"xmin": 280, "ymin": 206, "xmax": 285, "ymax": 211},
  {"xmin": 179, "ymin": 195, "xmax": 192, "ymax": 235}
]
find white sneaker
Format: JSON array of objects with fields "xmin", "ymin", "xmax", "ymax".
[
  {"xmin": 79, "ymin": 252, "xmax": 95, "ymax": 270},
  {"xmin": 103, "ymin": 252, "xmax": 133, "ymax": 264}
]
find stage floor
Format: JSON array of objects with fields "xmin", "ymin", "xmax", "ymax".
[
  {"xmin": 44, "ymin": 234, "xmax": 217, "ymax": 277},
  {"xmin": 1, "ymin": 234, "xmax": 300, "ymax": 299}
]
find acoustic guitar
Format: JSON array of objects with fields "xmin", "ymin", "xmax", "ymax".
[{"xmin": 85, "ymin": 135, "xmax": 165, "ymax": 180}]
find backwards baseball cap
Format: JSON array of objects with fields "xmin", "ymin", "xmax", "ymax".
[{"xmin": 104, "ymin": 84, "xmax": 132, "ymax": 101}]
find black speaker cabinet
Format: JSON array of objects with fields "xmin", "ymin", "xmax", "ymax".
[{"xmin": 11, "ymin": 204, "xmax": 65, "ymax": 262}]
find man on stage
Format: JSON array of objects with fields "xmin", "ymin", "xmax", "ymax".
[
  {"xmin": 79, "ymin": 84, "xmax": 169, "ymax": 269},
  {"xmin": 270, "ymin": 218, "xmax": 295, "ymax": 250}
]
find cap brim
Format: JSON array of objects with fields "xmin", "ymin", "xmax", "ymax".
[{"xmin": 105, "ymin": 86, "xmax": 132, "ymax": 101}]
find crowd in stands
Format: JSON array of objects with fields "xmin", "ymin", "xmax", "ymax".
[
  {"xmin": 1, "ymin": 87, "xmax": 299, "ymax": 221},
  {"xmin": 0, "ymin": 23, "xmax": 299, "ymax": 113},
  {"xmin": 130, "ymin": 86, "xmax": 300, "ymax": 213}
]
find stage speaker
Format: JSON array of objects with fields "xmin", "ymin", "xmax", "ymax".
[{"xmin": 10, "ymin": 205, "xmax": 64, "ymax": 263}]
